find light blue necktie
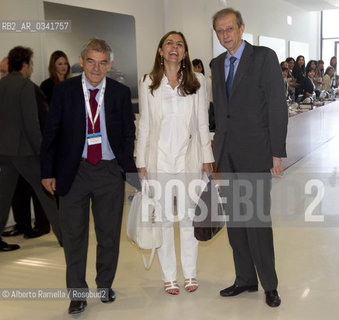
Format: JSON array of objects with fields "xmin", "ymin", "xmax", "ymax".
[{"xmin": 226, "ymin": 56, "xmax": 237, "ymax": 100}]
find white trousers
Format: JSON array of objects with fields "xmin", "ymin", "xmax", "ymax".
[{"xmin": 155, "ymin": 172, "xmax": 199, "ymax": 282}]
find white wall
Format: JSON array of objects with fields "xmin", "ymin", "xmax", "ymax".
[
  {"xmin": 177, "ymin": 0, "xmax": 320, "ymax": 77},
  {"xmin": 0, "ymin": 0, "xmax": 46, "ymax": 84},
  {"xmin": 0, "ymin": 0, "xmax": 164, "ymax": 84},
  {"xmin": 0, "ymin": 0, "xmax": 320, "ymax": 83}
]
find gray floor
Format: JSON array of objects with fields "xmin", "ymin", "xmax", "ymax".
[{"xmin": 1, "ymin": 135, "xmax": 339, "ymax": 320}]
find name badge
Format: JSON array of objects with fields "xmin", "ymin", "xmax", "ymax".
[{"xmin": 87, "ymin": 132, "xmax": 102, "ymax": 146}]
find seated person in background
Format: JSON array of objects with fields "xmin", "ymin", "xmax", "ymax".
[
  {"xmin": 286, "ymin": 57, "xmax": 297, "ymax": 100},
  {"xmin": 292, "ymin": 55, "xmax": 306, "ymax": 98},
  {"xmin": 302, "ymin": 66, "xmax": 315, "ymax": 100},
  {"xmin": 306, "ymin": 60, "xmax": 319, "ymax": 96},
  {"xmin": 322, "ymin": 66, "xmax": 335, "ymax": 92},
  {"xmin": 314, "ymin": 60, "xmax": 324, "ymax": 95},
  {"xmin": 330, "ymin": 56, "xmax": 337, "ymax": 73},
  {"xmin": 316, "ymin": 60, "xmax": 324, "ymax": 78},
  {"xmin": 192, "ymin": 58, "xmax": 205, "ymax": 75},
  {"xmin": 330, "ymin": 56, "xmax": 338, "ymax": 88},
  {"xmin": 286, "ymin": 57, "xmax": 295, "ymax": 75},
  {"xmin": 280, "ymin": 61, "xmax": 288, "ymax": 69},
  {"xmin": 281, "ymin": 66, "xmax": 289, "ymax": 99},
  {"xmin": 306, "ymin": 60, "xmax": 317, "ymax": 71}
]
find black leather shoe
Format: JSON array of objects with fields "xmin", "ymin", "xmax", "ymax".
[
  {"xmin": 24, "ymin": 229, "xmax": 42, "ymax": 239},
  {"xmin": 33, "ymin": 227, "xmax": 50, "ymax": 236},
  {"xmin": 265, "ymin": 289, "xmax": 281, "ymax": 307},
  {"xmin": 2, "ymin": 226, "xmax": 22, "ymax": 237},
  {"xmin": 0, "ymin": 240, "xmax": 20, "ymax": 252},
  {"xmin": 68, "ymin": 300, "xmax": 87, "ymax": 314},
  {"xmin": 220, "ymin": 283, "xmax": 258, "ymax": 297},
  {"xmin": 100, "ymin": 288, "xmax": 116, "ymax": 303}
]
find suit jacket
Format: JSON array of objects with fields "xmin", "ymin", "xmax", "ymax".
[
  {"xmin": 302, "ymin": 77, "xmax": 314, "ymax": 98},
  {"xmin": 211, "ymin": 41, "xmax": 288, "ymax": 172},
  {"xmin": 136, "ymin": 73, "xmax": 214, "ymax": 173},
  {"xmin": 40, "ymin": 77, "xmax": 55, "ymax": 104},
  {"xmin": 34, "ymin": 83, "xmax": 49, "ymax": 132},
  {"xmin": 40, "ymin": 75, "xmax": 137, "ymax": 196},
  {"xmin": 0, "ymin": 72, "xmax": 42, "ymax": 156}
]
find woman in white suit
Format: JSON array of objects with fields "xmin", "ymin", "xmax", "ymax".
[{"xmin": 136, "ymin": 31, "xmax": 214, "ymax": 295}]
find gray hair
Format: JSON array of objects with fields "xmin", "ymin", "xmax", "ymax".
[
  {"xmin": 81, "ymin": 38, "xmax": 114, "ymax": 62},
  {"xmin": 212, "ymin": 8, "xmax": 244, "ymax": 30}
]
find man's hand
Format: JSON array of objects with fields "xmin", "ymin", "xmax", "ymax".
[
  {"xmin": 41, "ymin": 178, "xmax": 56, "ymax": 195},
  {"xmin": 270, "ymin": 157, "xmax": 283, "ymax": 178}
]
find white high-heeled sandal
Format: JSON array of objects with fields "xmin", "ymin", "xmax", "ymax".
[
  {"xmin": 164, "ymin": 281, "xmax": 180, "ymax": 295},
  {"xmin": 184, "ymin": 278, "xmax": 198, "ymax": 292}
]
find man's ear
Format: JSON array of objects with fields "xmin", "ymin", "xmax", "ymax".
[{"xmin": 107, "ymin": 61, "xmax": 114, "ymax": 71}]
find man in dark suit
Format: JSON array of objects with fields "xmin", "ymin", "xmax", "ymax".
[
  {"xmin": 41, "ymin": 38, "xmax": 138, "ymax": 315},
  {"xmin": 211, "ymin": 8, "xmax": 288, "ymax": 307},
  {"xmin": 0, "ymin": 46, "xmax": 62, "ymax": 251},
  {"xmin": 1, "ymin": 55, "xmax": 51, "ymax": 239}
]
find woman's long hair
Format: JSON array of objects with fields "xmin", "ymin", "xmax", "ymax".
[
  {"xmin": 295, "ymin": 55, "xmax": 306, "ymax": 75},
  {"xmin": 145, "ymin": 31, "xmax": 200, "ymax": 96},
  {"xmin": 48, "ymin": 50, "xmax": 71, "ymax": 83}
]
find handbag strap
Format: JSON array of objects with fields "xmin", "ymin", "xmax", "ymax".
[
  {"xmin": 141, "ymin": 226, "xmax": 157, "ymax": 270},
  {"xmin": 140, "ymin": 179, "xmax": 158, "ymax": 269},
  {"xmin": 141, "ymin": 178, "xmax": 153, "ymax": 198},
  {"xmin": 141, "ymin": 248, "xmax": 156, "ymax": 270}
]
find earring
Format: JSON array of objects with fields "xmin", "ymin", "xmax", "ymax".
[
  {"xmin": 161, "ymin": 56, "xmax": 164, "ymax": 65},
  {"xmin": 182, "ymin": 59, "xmax": 185, "ymax": 69}
]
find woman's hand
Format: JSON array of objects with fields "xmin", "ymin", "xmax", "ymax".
[
  {"xmin": 137, "ymin": 167, "xmax": 147, "ymax": 180},
  {"xmin": 202, "ymin": 163, "xmax": 213, "ymax": 176}
]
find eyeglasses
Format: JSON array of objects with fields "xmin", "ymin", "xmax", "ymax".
[{"xmin": 216, "ymin": 26, "xmax": 235, "ymax": 36}]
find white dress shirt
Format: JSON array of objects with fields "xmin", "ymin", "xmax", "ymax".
[{"xmin": 157, "ymin": 76, "xmax": 189, "ymax": 173}]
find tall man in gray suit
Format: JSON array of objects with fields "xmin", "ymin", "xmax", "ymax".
[
  {"xmin": 211, "ymin": 8, "xmax": 288, "ymax": 307},
  {"xmin": 0, "ymin": 46, "xmax": 62, "ymax": 251}
]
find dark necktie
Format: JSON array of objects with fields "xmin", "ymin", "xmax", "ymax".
[
  {"xmin": 226, "ymin": 56, "xmax": 237, "ymax": 100},
  {"xmin": 87, "ymin": 88, "xmax": 102, "ymax": 165}
]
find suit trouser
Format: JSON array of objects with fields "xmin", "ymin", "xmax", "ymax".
[
  {"xmin": 155, "ymin": 172, "xmax": 198, "ymax": 282},
  {"xmin": 59, "ymin": 159, "xmax": 124, "ymax": 296},
  {"xmin": 219, "ymin": 156, "xmax": 278, "ymax": 292},
  {"xmin": 11, "ymin": 175, "xmax": 50, "ymax": 233},
  {"xmin": 0, "ymin": 156, "xmax": 61, "ymax": 241}
]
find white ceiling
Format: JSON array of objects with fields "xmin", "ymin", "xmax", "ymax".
[{"xmin": 283, "ymin": 0, "xmax": 339, "ymax": 11}]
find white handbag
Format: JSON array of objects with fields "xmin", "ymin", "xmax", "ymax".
[{"xmin": 126, "ymin": 180, "xmax": 162, "ymax": 269}]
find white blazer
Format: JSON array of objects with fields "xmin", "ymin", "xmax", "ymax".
[{"xmin": 136, "ymin": 72, "xmax": 214, "ymax": 173}]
